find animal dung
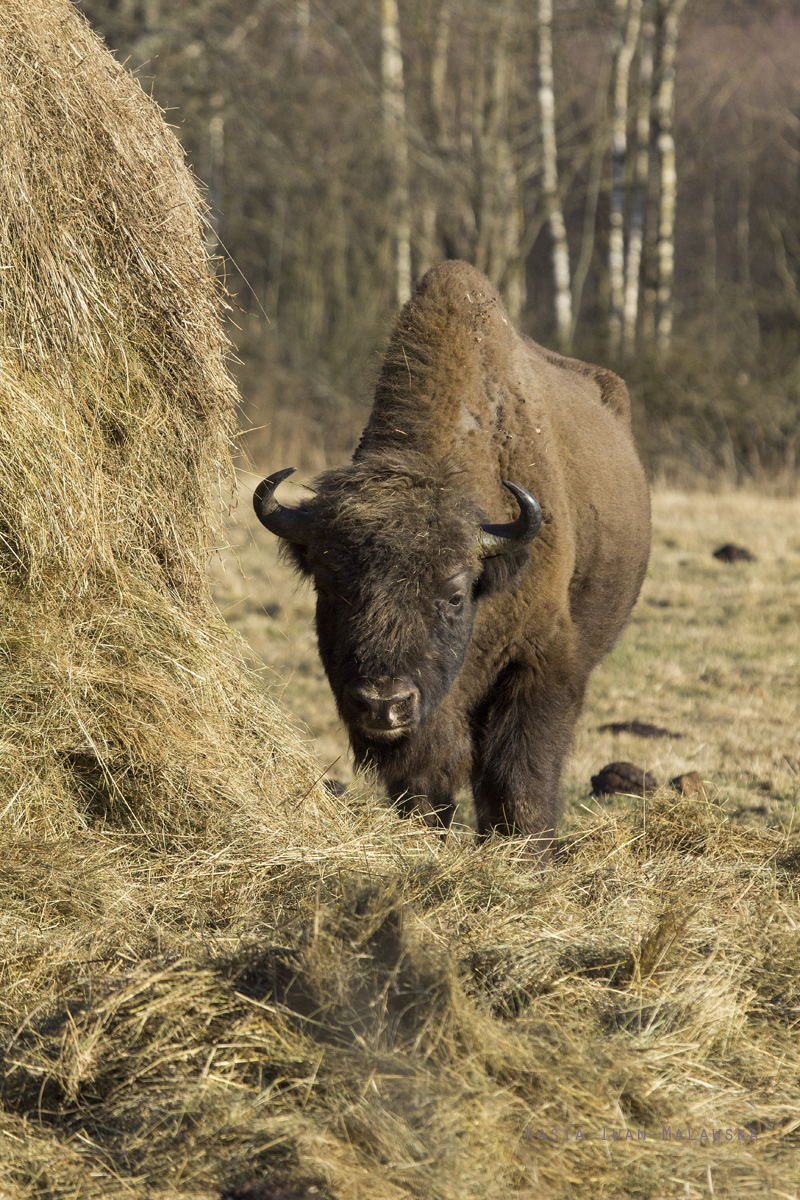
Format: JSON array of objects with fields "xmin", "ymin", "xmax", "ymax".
[
  {"xmin": 598, "ymin": 720, "xmax": 683, "ymax": 739},
  {"xmin": 591, "ymin": 762, "xmax": 659, "ymax": 797},
  {"xmin": 713, "ymin": 543, "xmax": 755, "ymax": 563},
  {"xmin": 671, "ymin": 771, "xmax": 709, "ymax": 800}
]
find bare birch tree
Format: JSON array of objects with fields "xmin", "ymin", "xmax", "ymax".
[
  {"xmin": 205, "ymin": 104, "xmax": 224, "ymax": 259},
  {"xmin": 737, "ymin": 110, "xmax": 753, "ymax": 292},
  {"xmin": 566, "ymin": 7, "xmax": 624, "ymax": 350},
  {"xmin": 608, "ymin": 0, "xmax": 642, "ymax": 357},
  {"xmin": 622, "ymin": 0, "xmax": 655, "ymax": 357},
  {"xmin": 474, "ymin": 4, "xmax": 525, "ymax": 319},
  {"xmin": 654, "ymin": 0, "xmax": 687, "ymax": 359},
  {"xmin": 295, "ymin": 0, "xmax": 310, "ymax": 65},
  {"xmin": 537, "ymin": 0, "xmax": 571, "ymax": 348},
  {"xmin": 417, "ymin": 0, "xmax": 451, "ymax": 277},
  {"xmin": 381, "ymin": 0, "xmax": 411, "ymax": 307}
]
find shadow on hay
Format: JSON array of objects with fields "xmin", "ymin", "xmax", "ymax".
[
  {"xmin": 0, "ymin": 874, "xmax": 499, "ymax": 1200},
  {"xmin": 1, "ymin": 878, "xmax": 463, "ymax": 1110},
  {"xmin": 226, "ymin": 878, "xmax": 462, "ymax": 1057}
]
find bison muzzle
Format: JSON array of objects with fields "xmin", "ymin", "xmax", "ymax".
[{"xmin": 254, "ymin": 261, "xmax": 650, "ymax": 850}]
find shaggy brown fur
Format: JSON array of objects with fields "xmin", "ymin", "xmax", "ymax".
[{"xmin": 260, "ymin": 261, "xmax": 651, "ymax": 846}]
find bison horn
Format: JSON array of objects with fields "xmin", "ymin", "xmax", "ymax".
[
  {"xmin": 253, "ymin": 467, "xmax": 315, "ymax": 545},
  {"xmin": 477, "ymin": 480, "xmax": 542, "ymax": 558}
]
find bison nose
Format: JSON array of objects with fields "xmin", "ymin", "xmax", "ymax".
[{"xmin": 343, "ymin": 679, "xmax": 419, "ymax": 731}]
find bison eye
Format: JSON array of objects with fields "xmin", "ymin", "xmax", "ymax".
[{"xmin": 439, "ymin": 572, "xmax": 470, "ymax": 613}]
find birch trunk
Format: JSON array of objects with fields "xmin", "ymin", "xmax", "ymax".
[
  {"xmin": 608, "ymin": 0, "xmax": 642, "ymax": 358},
  {"xmin": 417, "ymin": 1, "xmax": 450, "ymax": 277},
  {"xmin": 430, "ymin": 0, "xmax": 450, "ymax": 142},
  {"xmin": 295, "ymin": 0, "xmax": 310, "ymax": 64},
  {"xmin": 568, "ymin": 5, "xmax": 624, "ymax": 348},
  {"xmin": 702, "ymin": 181, "xmax": 716, "ymax": 295},
  {"xmin": 472, "ymin": 5, "xmax": 524, "ymax": 318},
  {"xmin": 622, "ymin": 0, "xmax": 655, "ymax": 357},
  {"xmin": 470, "ymin": 3, "xmax": 525, "ymax": 319},
  {"xmin": 473, "ymin": 29, "xmax": 493, "ymax": 280},
  {"xmin": 538, "ymin": 0, "xmax": 571, "ymax": 349},
  {"xmin": 737, "ymin": 111, "xmax": 752, "ymax": 291},
  {"xmin": 205, "ymin": 110, "xmax": 224, "ymax": 260},
  {"xmin": 381, "ymin": 0, "xmax": 411, "ymax": 307},
  {"xmin": 655, "ymin": 0, "xmax": 687, "ymax": 360}
]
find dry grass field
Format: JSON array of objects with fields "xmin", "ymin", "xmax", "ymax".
[{"xmin": 213, "ymin": 482, "xmax": 800, "ymax": 836}]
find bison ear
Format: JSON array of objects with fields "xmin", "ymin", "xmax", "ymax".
[{"xmin": 474, "ymin": 545, "xmax": 531, "ymax": 599}]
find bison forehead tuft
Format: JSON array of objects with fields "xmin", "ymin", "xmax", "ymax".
[{"xmin": 307, "ymin": 452, "xmax": 485, "ymax": 578}]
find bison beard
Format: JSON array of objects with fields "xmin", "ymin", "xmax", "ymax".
[{"xmin": 254, "ymin": 261, "xmax": 651, "ymax": 852}]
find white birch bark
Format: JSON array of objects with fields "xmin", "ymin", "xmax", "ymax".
[
  {"xmin": 609, "ymin": 0, "xmax": 642, "ymax": 357},
  {"xmin": 381, "ymin": 0, "xmax": 411, "ymax": 307},
  {"xmin": 417, "ymin": 1, "xmax": 450, "ymax": 277},
  {"xmin": 567, "ymin": 6, "xmax": 623, "ymax": 349},
  {"xmin": 622, "ymin": 0, "xmax": 654, "ymax": 357},
  {"xmin": 471, "ymin": 5, "xmax": 524, "ymax": 318},
  {"xmin": 655, "ymin": 0, "xmax": 687, "ymax": 359},
  {"xmin": 737, "ymin": 111, "xmax": 752, "ymax": 291},
  {"xmin": 431, "ymin": 0, "xmax": 450, "ymax": 142},
  {"xmin": 205, "ymin": 108, "xmax": 224, "ymax": 260},
  {"xmin": 702, "ymin": 181, "xmax": 716, "ymax": 296},
  {"xmin": 538, "ymin": 0, "xmax": 571, "ymax": 349},
  {"xmin": 296, "ymin": 0, "xmax": 310, "ymax": 64}
]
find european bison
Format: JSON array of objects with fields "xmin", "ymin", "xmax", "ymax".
[{"xmin": 254, "ymin": 261, "xmax": 650, "ymax": 847}]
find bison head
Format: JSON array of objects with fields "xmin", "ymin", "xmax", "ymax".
[{"xmin": 253, "ymin": 455, "xmax": 541, "ymax": 760}]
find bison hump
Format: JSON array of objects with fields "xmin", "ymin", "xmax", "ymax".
[{"xmin": 533, "ymin": 345, "xmax": 632, "ymax": 423}]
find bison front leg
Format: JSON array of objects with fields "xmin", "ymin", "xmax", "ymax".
[
  {"xmin": 378, "ymin": 713, "xmax": 470, "ymax": 831},
  {"xmin": 471, "ymin": 662, "xmax": 585, "ymax": 849},
  {"xmin": 388, "ymin": 779, "xmax": 456, "ymax": 830}
]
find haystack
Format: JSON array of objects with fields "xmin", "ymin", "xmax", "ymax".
[{"xmin": 0, "ymin": 0, "xmax": 321, "ymax": 839}]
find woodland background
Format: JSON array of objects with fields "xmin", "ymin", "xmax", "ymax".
[
  {"xmin": 76, "ymin": 0, "xmax": 800, "ymax": 485},
  {"xmin": 0, "ymin": 8, "xmax": 797, "ymax": 1195}
]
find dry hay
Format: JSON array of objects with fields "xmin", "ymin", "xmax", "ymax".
[
  {"xmin": 1, "ymin": 6, "xmax": 800, "ymax": 1200},
  {"xmin": 0, "ymin": 0, "xmax": 335, "ymax": 1184},
  {"xmin": 2, "ymin": 790, "xmax": 800, "ymax": 1199},
  {"xmin": 0, "ymin": 0, "xmax": 324, "ymax": 842}
]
